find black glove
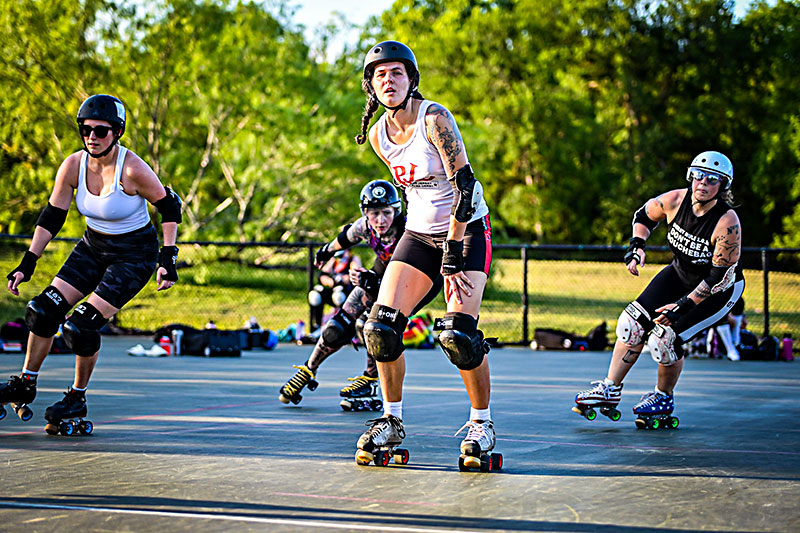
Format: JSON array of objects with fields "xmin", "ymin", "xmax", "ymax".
[
  {"xmin": 357, "ymin": 269, "xmax": 380, "ymax": 298},
  {"xmin": 660, "ymin": 296, "xmax": 696, "ymax": 325},
  {"xmin": 441, "ymin": 240, "xmax": 465, "ymax": 276},
  {"xmin": 7, "ymin": 251, "xmax": 39, "ymax": 284},
  {"xmin": 624, "ymin": 237, "xmax": 646, "ymax": 266},
  {"xmin": 158, "ymin": 246, "xmax": 179, "ymax": 282},
  {"xmin": 315, "ymin": 242, "xmax": 335, "ymax": 266}
]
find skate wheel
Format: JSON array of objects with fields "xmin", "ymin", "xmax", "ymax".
[
  {"xmin": 59, "ymin": 421, "xmax": 75, "ymax": 436},
  {"xmin": 393, "ymin": 448, "xmax": 409, "ymax": 465},
  {"xmin": 480, "ymin": 455, "xmax": 491, "ymax": 473},
  {"xmin": 370, "ymin": 399, "xmax": 383, "ymax": 412},
  {"xmin": 0, "ymin": 406, "xmax": 6, "ymax": 421},
  {"xmin": 17, "ymin": 405, "xmax": 33, "ymax": 422},
  {"xmin": 290, "ymin": 394, "xmax": 302, "ymax": 405},
  {"xmin": 374, "ymin": 450, "xmax": 390, "ymax": 467},
  {"xmin": 584, "ymin": 407, "xmax": 597, "ymax": 421},
  {"xmin": 278, "ymin": 394, "xmax": 291, "ymax": 405},
  {"xmin": 668, "ymin": 416, "xmax": 679, "ymax": 429},
  {"xmin": 45, "ymin": 423, "xmax": 59, "ymax": 435},
  {"xmin": 608, "ymin": 408, "xmax": 621, "ymax": 422},
  {"xmin": 308, "ymin": 380, "xmax": 318, "ymax": 392},
  {"xmin": 79, "ymin": 420, "xmax": 94, "ymax": 435},
  {"xmin": 648, "ymin": 418, "xmax": 660, "ymax": 430},
  {"xmin": 340, "ymin": 400, "xmax": 352, "ymax": 411},
  {"xmin": 355, "ymin": 450, "xmax": 373, "ymax": 465},
  {"xmin": 491, "ymin": 453, "xmax": 503, "ymax": 471}
]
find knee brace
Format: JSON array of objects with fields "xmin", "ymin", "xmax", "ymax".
[
  {"xmin": 321, "ymin": 309, "xmax": 356, "ymax": 349},
  {"xmin": 647, "ymin": 324, "xmax": 684, "ymax": 366},
  {"xmin": 63, "ymin": 303, "xmax": 108, "ymax": 357},
  {"xmin": 435, "ymin": 312, "xmax": 488, "ymax": 371},
  {"xmin": 363, "ymin": 305, "xmax": 407, "ymax": 363},
  {"xmin": 616, "ymin": 301, "xmax": 653, "ymax": 346},
  {"xmin": 25, "ymin": 286, "xmax": 71, "ymax": 337}
]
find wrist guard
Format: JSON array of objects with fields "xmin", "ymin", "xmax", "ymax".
[
  {"xmin": 7, "ymin": 251, "xmax": 39, "ymax": 283},
  {"xmin": 661, "ymin": 296, "xmax": 695, "ymax": 325},
  {"xmin": 158, "ymin": 246, "xmax": 179, "ymax": 282},
  {"xmin": 441, "ymin": 240, "xmax": 465, "ymax": 276},
  {"xmin": 315, "ymin": 243, "xmax": 334, "ymax": 265},
  {"xmin": 624, "ymin": 237, "xmax": 646, "ymax": 266},
  {"xmin": 358, "ymin": 269, "xmax": 381, "ymax": 298}
]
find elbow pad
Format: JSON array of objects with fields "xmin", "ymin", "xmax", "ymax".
[
  {"xmin": 632, "ymin": 203, "xmax": 659, "ymax": 232},
  {"xmin": 703, "ymin": 264, "xmax": 737, "ymax": 294},
  {"xmin": 450, "ymin": 164, "xmax": 483, "ymax": 223},
  {"xmin": 336, "ymin": 224, "xmax": 356, "ymax": 248},
  {"xmin": 154, "ymin": 186, "xmax": 182, "ymax": 224},
  {"xmin": 36, "ymin": 202, "xmax": 68, "ymax": 236}
]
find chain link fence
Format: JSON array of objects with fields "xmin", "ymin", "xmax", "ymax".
[{"xmin": 1, "ymin": 234, "xmax": 798, "ymax": 346}]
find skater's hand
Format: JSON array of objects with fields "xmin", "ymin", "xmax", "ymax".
[
  {"xmin": 7, "ymin": 251, "xmax": 38, "ymax": 296},
  {"xmin": 156, "ymin": 266, "xmax": 176, "ymax": 291},
  {"xmin": 156, "ymin": 245, "xmax": 178, "ymax": 291},
  {"xmin": 444, "ymin": 271, "xmax": 474, "ymax": 305},
  {"xmin": 624, "ymin": 237, "xmax": 646, "ymax": 276},
  {"xmin": 626, "ymin": 249, "xmax": 645, "ymax": 276},
  {"xmin": 7, "ymin": 272, "xmax": 24, "ymax": 296},
  {"xmin": 654, "ymin": 296, "xmax": 696, "ymax": 327},
  {"xmin": 653, "ymin": 303, "xmax": 677, "ymax": 325}
]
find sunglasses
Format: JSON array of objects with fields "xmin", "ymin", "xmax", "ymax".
[
  {"xmin": 79, "ymin": 124, "xmax": 115, "ymax": 139},
  {"xmin": 688, "ymin": 167, "xmax": 726, "ymax": 187}
]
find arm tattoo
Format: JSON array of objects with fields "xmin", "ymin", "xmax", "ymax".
[
  {"xmin": 426, "ymin": 105, "xmax": 463, "ymax": 176},
  {"xmin": 712, "ymin": 223, "xmax": 740, "ymax": 265},
  {"xmin": 690, "ymin": 281, "xmax": 712, "ymax": 300},
  {"xmin": 622, "ymin": 350, "xmax": 640, "ymax": 364}
]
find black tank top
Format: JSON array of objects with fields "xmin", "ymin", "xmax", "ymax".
[{"xmin": 666, "ymin": 189, "xmax": 739, "ymax": 286}]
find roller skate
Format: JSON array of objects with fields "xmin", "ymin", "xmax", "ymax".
[
  {"xmin": 572, "ymin": 379, "xmax": 622, "ymax": 422},
  {"xmin": 339, "ymin": 375, "xmax": 382, "ymax": 412},
  {"xmin": 455, "ymin": 420, "xmax": 503, "ymax": 472},
  {"xmin": 44, "ymin": 388, "xmax": 93, "ymax": 436},
  {"xmin": 355, "ymin": 415, "xmax": 409, "ymax": 467},
  {"xmin": 632, "ymin": 390, "xmax": 679, "ymax": 430},
  {"xmin": 0, "ymin": 375, "xmax": 36, "ymax": 422},
  {"xmin": 278, "ymin": 364, "xmax": 318, "ymax": 405}
]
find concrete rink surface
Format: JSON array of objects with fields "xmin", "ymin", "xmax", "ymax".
[{"xmin": 0, "ymin": 336, "xmax": 798, "ymax": 532}]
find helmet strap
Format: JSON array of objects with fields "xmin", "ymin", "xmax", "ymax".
[{"xmin": 82, "ymin": 135, "xmax": 119, "ymax": 159}]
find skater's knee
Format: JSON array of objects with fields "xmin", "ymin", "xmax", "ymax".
[
  {"xmin": 616, "ymin": 302, "xmax": 652, "ymax": 346},
  {"xmin": 322, "ymin": 309, "xmax": 356, "ymax": 348},
  {"xmin": 646, "ymin": 324, "xmax": 684, "ymax": 366},
  {"xmin": 435, "ymin": 312, "xmax": 487, "ymax": 371},
  {"xmin": 63, "ymin": 303, "xmax": 108, "ymax": 357},
  {"xmin": 363, "ymin": 305, "xmax": 407, "ymax": 363},
  {"xmin": 25, "ymin": 285, "xmax": 71, "ymax": 337}
]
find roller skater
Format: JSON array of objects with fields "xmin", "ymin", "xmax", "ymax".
[
  {"xmin": 277, "ymin": 180, "xmax": 442, "ymax": 407},
  {"xmin": 572, "ymin": 151, "xmax": 744, "ymax": 429},
  {"xmin": 355, "ymin": 414, "xmax": 409, "ymax": 467},
  {"xmin": 572, "ymin": 380, "xmax": 622, "ymax": 422},
  {"xmin": 339, "ymin": 374, "xmax": 382, "ymax": 412},
  {"xmin": 0, "ymin": 374, "xmax": 37, "ymax": 422},
  {"xmin": 44, "ymin": 388, "xmax": 93, "ymax": 436},
  {"xmin": 455, "ymin": 419, "xmax": 502, "ymax": 472},
  {"xmin": 632, "ymin": 390, "xmax": 678, "ymax": 430},
  {"xmin": 5, "ymin": 94, "xmax": 180, "ymax": 435},
  {"xmin": 354, "ymin": 41, "xmax": 500, "ymax": 470}
]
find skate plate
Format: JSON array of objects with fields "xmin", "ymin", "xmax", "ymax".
[
  {"xmin": 355, "ymin": 445, "xmax": 409, "ymax": 467},
  {"xmin": 634, "ymin": 413, "xmax": 679, "ymax": 430},
  {"xmin": 44, "ymin": 418, "xmax": 93, "ymax": 436},
  {"xmin": 0, "ymin": 403, "xmax": 33, "ymax": 422},
  {"xmin": 340, "ymin": 397, "xmax": 382, "ymax": 412},
  {"xmin": 458, "ymin": 452, "xmax": 503, "ymax": 472},
  {"xmin": 572, "ymin": 403, "xmax": 621, "ymax": 422}
]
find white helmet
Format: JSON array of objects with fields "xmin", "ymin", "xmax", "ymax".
[{"xmin": 686, "ymin": 151, "xmax": 733, "ymax": 190}]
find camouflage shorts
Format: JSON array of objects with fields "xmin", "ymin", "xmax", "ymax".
[{"xmin": 56, "ymin": 225, "xmax": 158, "ymax": 309}]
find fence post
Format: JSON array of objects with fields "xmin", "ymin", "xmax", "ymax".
[
  {"xmin": 308, "ymin": 244, "xmax": 315, "ymax": 326},
  {"xmin": 521, "ymin": 246, "xmax": 529, "ymax": 345},
  {"xmin": 761, "ymin": 248, "xmax": 770, "ymax": 338}
]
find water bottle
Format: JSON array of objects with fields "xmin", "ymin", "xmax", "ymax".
[
  {"xmin": 781, "ymin": 333, "xmax": 794, "ymax": 362},
  {"xmin": 159, "ymin": 335, "xmax": 172, "ymax": 356},
  {"xmin": 296, "ymin": 320, "xmax": 305, "ymax": 344}
]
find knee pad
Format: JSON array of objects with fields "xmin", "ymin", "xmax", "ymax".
[
  {"xmin": 321, "ymin": 309, "xmax": 356, "ymax": 349},
  {"xmin": 616, "ymin": 302, "xmax": 652, "ymax": 346},
  {"xmin": 308, "ymin": 286, "xmax": 323, "ymax": 307},
  {"xmin": 25, "ymin": 286, "xmax": 71, "ymax": 337},
  {"xmin": 363, "ymin": 305, "xmax": 407, "ymax": 363},
  {"xmin": 63, "ymin": 302, "xmax": 108, "ymax": 357},
  {"xmin": 647, "ymin": 324, "xmax": 684, "ymax": 366},
  {"xmin": 332, "ymin": 286, "xmax": 346, "ymax": 307},
  {"xmin": 435, "ymin": 312, "xmax": 487, "ymax": 371}
]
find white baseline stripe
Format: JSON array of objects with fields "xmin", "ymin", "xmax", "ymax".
[{"xmin": 0, "ymin": 501, "xmax": 483, "ymax": 533}]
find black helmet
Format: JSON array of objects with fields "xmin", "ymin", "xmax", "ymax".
[
  {"xmin": 77, "ymin": 94, "xmax": 126, "ymax": 136},
  {"xmin": 360, "ymin": 180, "xmax": 402, "ymax": 214},
  {"xmin": 363, "ymin": 40, "xmax": 418, "ymax": 80}
]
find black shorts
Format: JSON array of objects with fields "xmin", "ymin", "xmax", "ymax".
[
  {"xmin": 635, "ymin": 264, "xmax": 745, "ymax": 343},
  {"xmin": 56, "ymin": 225, "xmax": 159, "ymax": 309},
  {"xmin": 392, "ymin": 215, "xmax": 493, "ymax": 282}
]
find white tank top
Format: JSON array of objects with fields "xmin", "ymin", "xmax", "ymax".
[
  {"xmin": 374, "ymin": 100, "xmax": 489, "ymax": 234},
  {"xmin": 75, "ymin": 146, "xmax": 151, "ymax": 234}
]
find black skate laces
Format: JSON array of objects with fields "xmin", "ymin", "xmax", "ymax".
[
  {"xmin": 364, "ymin": 415, "xmax": 405, "ymax": 439},
  {"xmin": 284, "ymin": 365, "xmax": 314, "ymax": 396}
]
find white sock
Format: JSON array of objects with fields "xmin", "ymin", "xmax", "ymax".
[
  {"xmin": 22, "ymin": 368, "xmax": 39, "ymax": 376},
  {"xmin": 654, "ymin": 387, "xmax": 669, "ymax": 396},
  {"xmin": 71, "ymin": 386, "xmax": 87, "ymax": 392},
  {"xmin": 384, "ymin": 401, "xmax": 402, "ymax": 420},
  {"xmin": 603, "ymin": 377, "xmax": 615, "ymax": 386},
  {"xmin": 470, "ymin": 407, "xmax": 491, "ymax": 422},
  {"xmin": 731, "ymin": 316, "xmax": 743, "ymax": 345}
]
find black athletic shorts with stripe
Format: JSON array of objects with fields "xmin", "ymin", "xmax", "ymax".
[{"xmin": 55, "ymin": 224, "xmax": 158, "ymax": 309}]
